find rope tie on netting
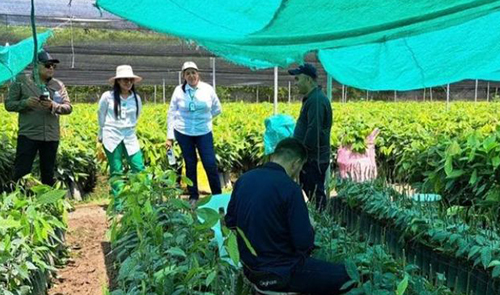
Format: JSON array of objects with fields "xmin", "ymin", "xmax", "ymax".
[{"xmin": 30, "ymin": 0, "xmax": 41, "ymax": 88}]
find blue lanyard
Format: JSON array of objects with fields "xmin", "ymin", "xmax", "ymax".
[
  {"xmin": 188, "ymin": 88, "xmax": 196, "ymax": 100},
  {"xmin": 188, "ymin": 88, "xmax": 197, "ymax": 112}
]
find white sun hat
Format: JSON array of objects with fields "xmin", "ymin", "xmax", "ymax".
[
  {"xmin": 181, "ymin": 61, "xmax": 199, "ymax": 72},
  {"xmin": 108, "ymin": 65, "xmax": 142, "ymax": 84}
]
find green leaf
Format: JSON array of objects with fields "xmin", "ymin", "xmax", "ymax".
[
  {"xmin": 446, "ymin": 141, "xmax": 462, "ymax": 156},
  {"xmin": 468, "ymin": 246, "xmax": 481, "ymax": 259},
  {"xmin": 493, "ymin": 265, "xmax": 500, "ymax": 278},
  {"xmin": 345, "ymin": 260, "xmax": 360, "ymax": 282},
  {"xmin": 488, "ymin": 260, "xmax": 500, "ymax": 268},
  {"xmin": 444, "ymin": 157, "xmax": 453, "ymax": 176},
  {"xmin": 446, "ymin": 169, "xmax": 465, "ymax": 179},
  {"xmin": 170, "ymin": 198, "xmax": 191, "ymax": 211},
  {"xmin": 196, "ymin": 207, "xmax": 220, "ymax": 230},
  {"xmin": 226, "ymin": 231, "xmax": 240, "ymax": 265},
  {"xmin": 396, "ymin": 275, "xmax": 409, "ymax": 295},
  {"xmin": 196, "ymin": 195, "xmax": 212, "ymax": 207},
  {"xmin": 469, "ymin": 169, "xmax": 478, "ymax": 185},
  {"xmin": 166, "ymin": 247, "xmax": 186, "ymax": 258},
  {"xmin": 236, "ymin": 227, "xmax": 257, "ymax": 256},
  {"xmin": 205, "ymin": 270, "xmax": 217, "ymax": 286},
  {"xmin": 481, "ymin": 247, "xmax": 492, "ymax": 269},
  {"xmin": 0, "ymin": 217, "xmax": 21, "ymax": 229},
  {"xmin": 492, "ymin": 156, "xmax": 500, "ymax": 168},
  {"xmin": 482, "ymin": 135, "xmax": 497, "ymax": 152},
  {"xmin": 37, "ymin": 189, "xmax": 66, "ymax": 205}
]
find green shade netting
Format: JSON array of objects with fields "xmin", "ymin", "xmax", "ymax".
[
  {"xmin": 319, "ymin": 10, "xmax": 500, "ymax": 90},
  {"xmin": 96, "ymin": 0, "xmax": 500, "ymax": 90},
  {"xmin": 0, "ymin": 31, "xmax": 52, "ymax": 85}
]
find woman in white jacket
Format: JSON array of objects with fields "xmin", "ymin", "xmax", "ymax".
[
  {"xmin": 98, "ymin": 65, "xmax": 144, "ymax": 203},
  {"xmin": 166, "ymin": 61, "xmax": 222, "ymax": 205}
]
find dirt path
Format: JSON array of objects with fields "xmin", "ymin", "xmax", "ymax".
[{"xmin": 49, "ymin": 203, "xmax": 114, "ymax": 295}]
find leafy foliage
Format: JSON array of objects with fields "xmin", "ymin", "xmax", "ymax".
[{"xmin": 0, "ymin": 185, "xmax": 69, "ymax": 295}]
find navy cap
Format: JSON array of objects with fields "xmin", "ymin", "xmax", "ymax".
[
  {"xmin": 288, "ymin": 63, "xmax": 317, "ymax": 79},
  {"xmin": 38, "ymin": 50, "xmax": 59, "ymax": 64}
]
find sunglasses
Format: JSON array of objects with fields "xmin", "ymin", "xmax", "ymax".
[{"xmin": 42, "ymin": 63, "xmax": 57, "ymax": 69}]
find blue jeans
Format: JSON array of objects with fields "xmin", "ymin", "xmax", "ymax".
[{"xmin": 174, "ymin": 130, "xmax": 222, "ymax": 200}]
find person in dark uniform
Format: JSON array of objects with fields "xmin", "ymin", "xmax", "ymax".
[
  {"xmin": 225, "ymin": 138, "xmax": 349, "ymax": 295},
  {"xmin": 288, "ymin": 63, "xmax": 332, "ymax": 210}
]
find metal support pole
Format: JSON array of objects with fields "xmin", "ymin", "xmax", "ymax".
[
  {"xmin": 474, "ymin": 79, "xmax": 478, "ymax": 102},
  {"xmin": 154, "ymin": 85, "xmax": 157, "ymax": 103},
  {"xmin": 341, "ymin": 85, "xmax": 345, "ymax": 103},
  {"xmin": 423, "ymin": 88, "xmax": 426, "ymax": 101},
  {"xmin": 366, "ymin": 90, "xmax": 369, "ymax": 100},
  {"xmin": 163, "ymin": 78, "xmax": 166, "ymax": 103},
  {"xmin": 288, "ymin": 81, "xmax": 291, "ymax": 103},
  {"xmin": 394, "ymin": 90, "xmax": 397, "ymax": 102},
  {"xmin": 274, "ymin": 66, "xmax": 278, "ymax": 115},
  {"xmin": 430, "ymin": 87, "xmax": 433, "ymax": 101},
  {"xmin": 211, "ymin": 57, "xmax": 216, "ymax": 88},
  {"xmin": 327, "ymin": 74, "xmax": 333, "ymax": 101},
  {"xmin": 446, "ymin": 84, "xmax": 450, "ymax": 110},
  {"xmin": 487, "ymin": 82, "xmax": 490, "ymax": 102},
  {"xmin": 178, "ymin": 71, "xmax": 182, "ymax": 85},
  {"xmin": 256, "ymin": 87, "xmax": 259, "ymax": 103}
]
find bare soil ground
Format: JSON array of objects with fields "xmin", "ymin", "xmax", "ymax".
[{"xmin": 48, "ymin": 202, "xmax": 115, "ymax": 295}]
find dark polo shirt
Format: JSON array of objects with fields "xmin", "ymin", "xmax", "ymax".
[
  {"xmin": 225, "ymin": 162, "xmax": 314, "ymax": 278},
  {"xmin": 293, "ymin": 86, "xmax": 332, "ymax": 164}
]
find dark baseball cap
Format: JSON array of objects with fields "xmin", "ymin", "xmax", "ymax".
[
  {"xmin": 288, "ymin": 63, "xmax": 317, "ymax": 79},
  {"xmin": 38, "ymin": 50, "xmax": 60, "ymax": 64}
]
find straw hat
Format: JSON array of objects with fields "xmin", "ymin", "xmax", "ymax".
[{"xmin": 108, "ymin": 65, "xmax": 142, "ymax": 84}]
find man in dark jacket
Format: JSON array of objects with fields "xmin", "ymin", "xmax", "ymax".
[
  {"xmin": 289, "ymin": 63, "xmax": 332, "ymax": 209},
  {"xmin": 225, "ymin": 138, "xmax": 348, "ymax": 295},
  {"xmin": 5, "ymin": 50, "xmax": 72, "ymax": 186}
]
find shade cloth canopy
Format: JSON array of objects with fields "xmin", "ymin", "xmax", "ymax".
[{"xmin": 95, "ymin": 0, "xmax": 500, "ymax": 90}]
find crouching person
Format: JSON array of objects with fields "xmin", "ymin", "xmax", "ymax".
[{"xmin": 225, "ymin": 138, "xmax": 350, "ymax": 295}]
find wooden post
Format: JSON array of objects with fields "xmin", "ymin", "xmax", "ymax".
[
  {"xmin": 256, "ymin": 87, "xmax": 259, "ymax": 103},
  {"xmin": 423, "ymin": 88, "xmax": 426, "ymax": 101},
  {"xmin": 430, "ymin": 87, "xmax": 433, "ymax": 101}
]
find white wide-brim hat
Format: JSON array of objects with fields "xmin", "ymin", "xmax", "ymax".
[
  {"xmin": 108, "ymin": 65, "xmax": 142, "ymax": 84},
  {"xmin": 181, "ymin": 61, "xmax": 198, "ymax": 72}
]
